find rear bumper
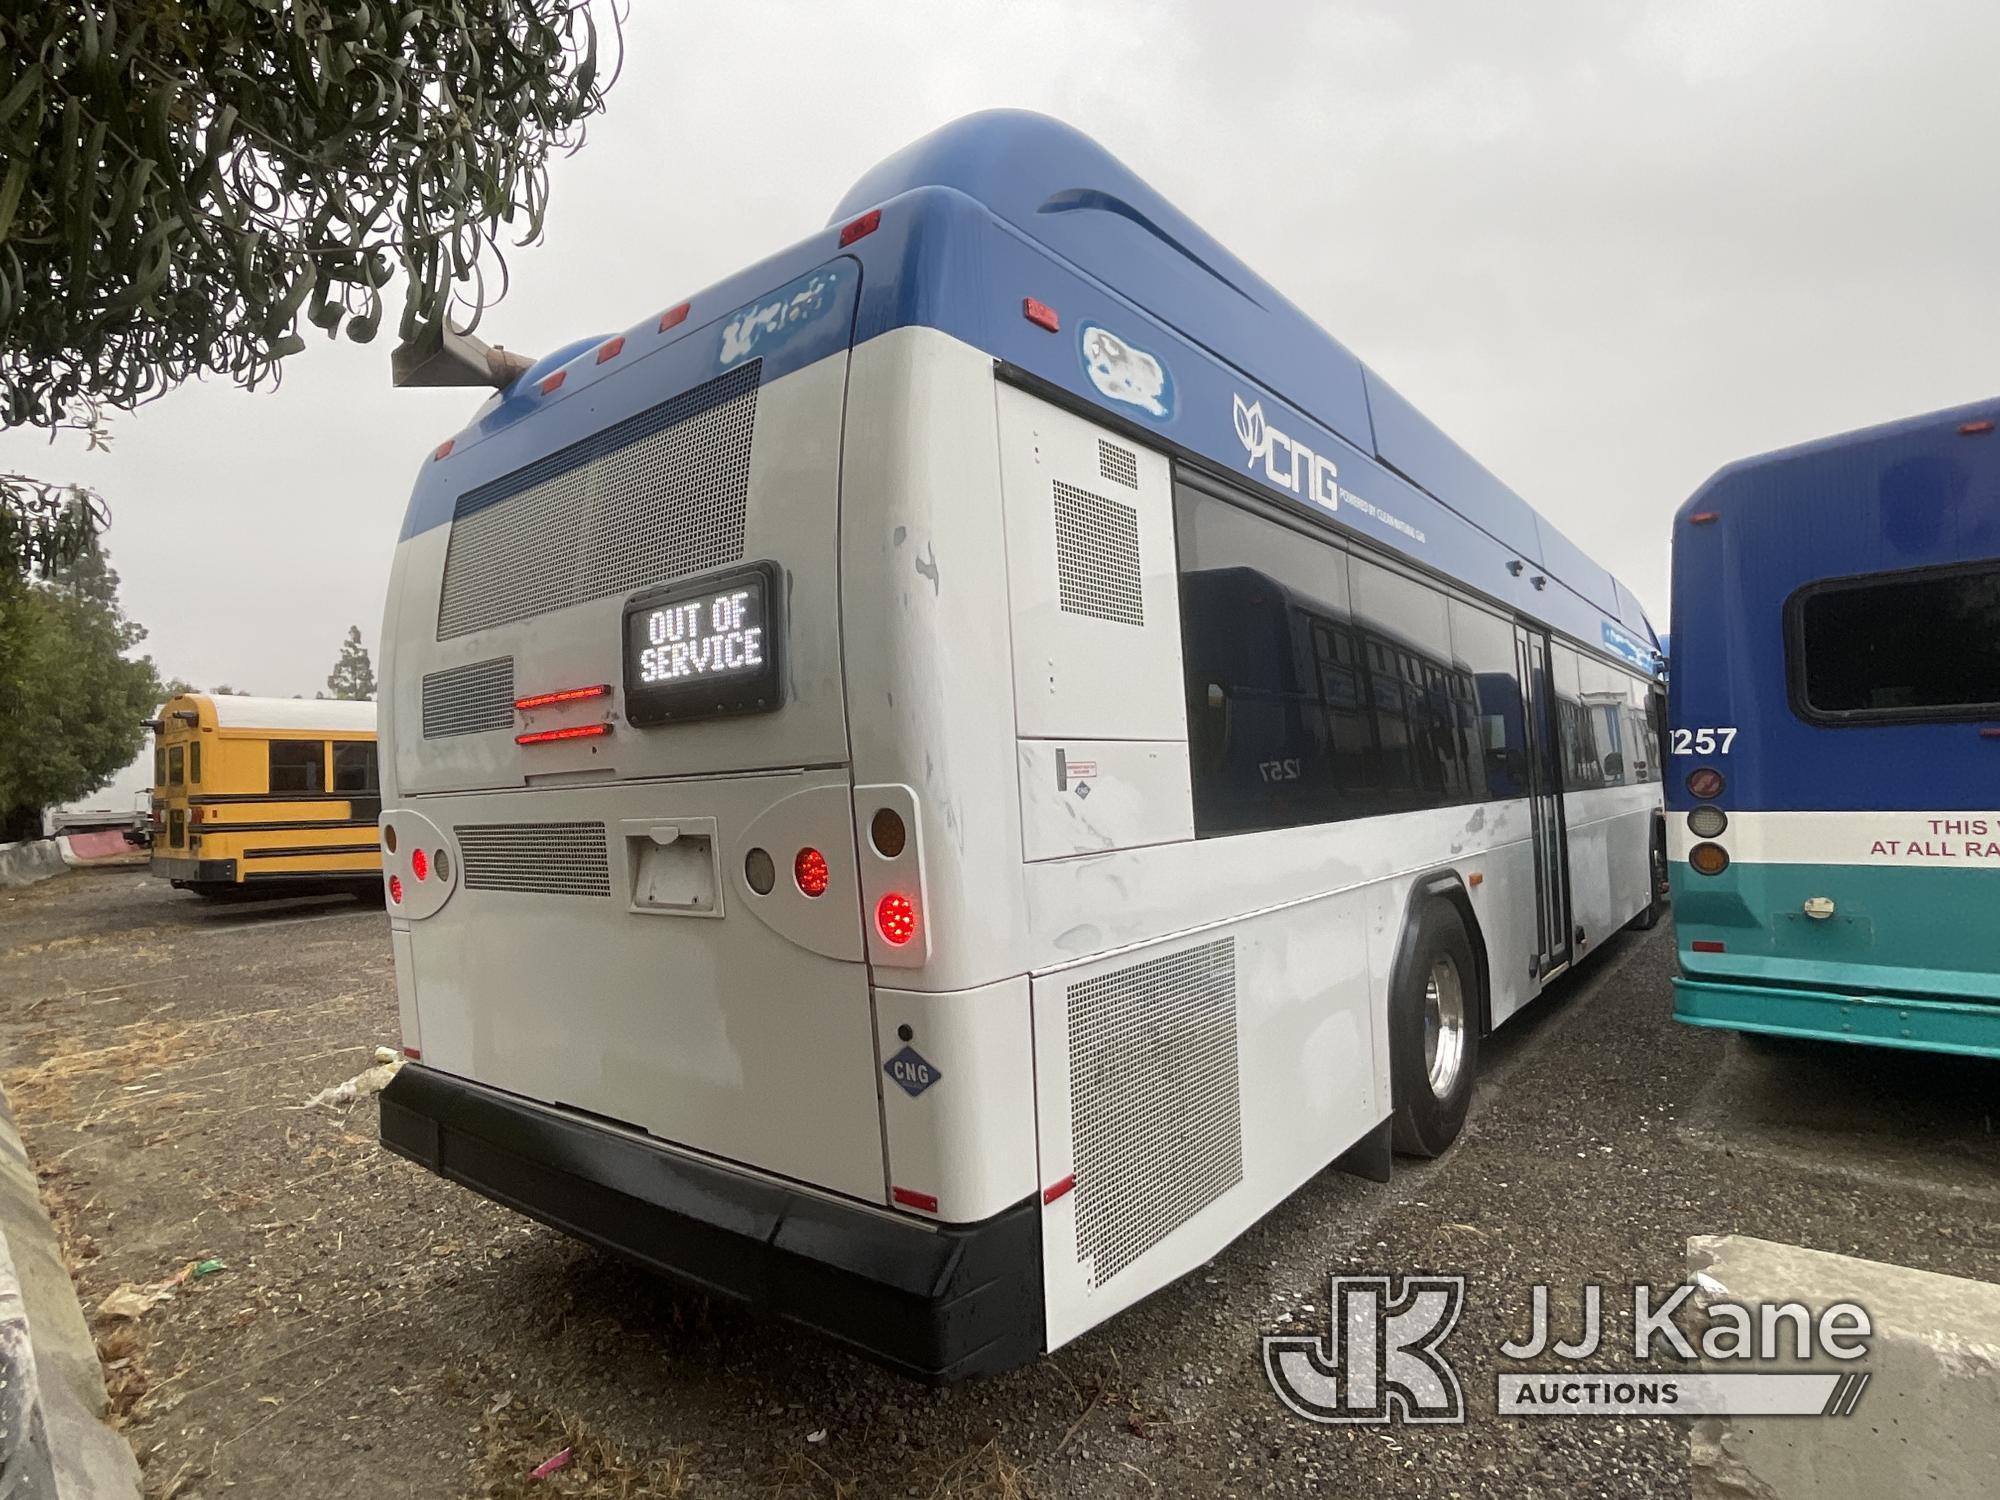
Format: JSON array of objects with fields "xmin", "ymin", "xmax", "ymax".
[
  {"xmin": 378, "ymin": 1065, "xmax": 1045, "ymax": 1382},
  {"xmin": 1674, "ymin": 975, "xmax": 2000, "ymax": 1059},
  {"xmin": 152, "ymin": 856, "xmax": 235, "ymax": 884}
]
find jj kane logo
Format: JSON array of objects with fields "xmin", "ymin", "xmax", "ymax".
[
  {"xmin": 1233, "ymin": 393, "xmax": 1339, "ymax": 513},
  {"xmin": 1264, "ymin": 1274, "xmax": 1877, "ymax": 1425},
  {"xmin": 1263, "ymin": 1275, "xmax": 1466, "ymax": 1424}
]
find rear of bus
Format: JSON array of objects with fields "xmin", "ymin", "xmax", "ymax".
[
  {"xmin": 1667, "ymin": 402, "xmax": 2000, "ymax": 1058},
  {"xmin": 149, "ymin": 695, "xmax": 383, "ymax": 895},
  {"xmin": 373, "ymin": 221, "xmax": 1051, "ymax": 1377}
]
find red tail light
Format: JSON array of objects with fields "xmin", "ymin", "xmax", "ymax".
[
  {"xmin": 876, "ymin": 892, "xmax": 917, "ymax": 946},
  {"xmin": 1691, "ymin": 940, "xmax": 1725, "ymax": 953},
  {"xmin": 388, "ymin": 875, "xmax": 403, "ymax": 904},
  {"xmin": 891, "ymin": 1186, "xmax": 938, "ymax": 1213},
  {"xmin": 794, "ymin": 847, "xmax": 830, "ymax": 898},
  {"xmin": 1686, "ymin": 767, "xmax": 1725, "ymax": 799},
  {"xmin": 1042, "ymin": 1173, "xmax": 1076, "ymax": 1205},
  {"xmin": 514, "ymin": 684, "xmax": 611, "ymax": 711},
  {"xmin": 411, "ymin": 847, "xmax": 429, "ymax": 882},
  {"xmin": 516, "ymin": 723, "xmax": 611, "ymax": 747}
]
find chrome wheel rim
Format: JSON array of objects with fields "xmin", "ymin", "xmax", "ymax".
[{"xmin": 1424, "ymin": 956, "xmax": 1468, "ymax": 1100}]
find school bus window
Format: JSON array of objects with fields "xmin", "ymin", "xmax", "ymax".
[
  {"xmin": 333, "ymin": 742, "xmax": 379, "ymax": 793},
  {"xmin": 153, "ymin": 746, "xmax": 165, "ymax": 786},
  {"xmin": 167, "ymin": 745, "xmax": 184, "ymax": 786},
  {"xmin": 188, "ymin": 742, "xmax": 201, "ymax": 785},
  {"xmin": 269, "ymin": 740, "xmax": 326, "ymax": 794}
]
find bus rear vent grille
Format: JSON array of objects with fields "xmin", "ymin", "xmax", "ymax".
[
  {"xmin": 436, "ymin": 361, "xmax": 760, "ymax": 639},
  {"xmin": 456, "ymin": 822, "xmax": 612, "ymax": 897},
  {"xmin": 1097, "ymin": 439, "xmax": 1140, "ymax": 489},
  {"xmin": 1067, "ymin": 937, "xmax": 1242, "ymax": 1287},
  {"xmin": 1053, "ymin": 481, "xmax": 1144, "ymax": 627},
  {"xmin": 421, "ymin": 657, "xmax": 516, "ymax": 738}
]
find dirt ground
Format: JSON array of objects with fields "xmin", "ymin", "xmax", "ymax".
[{"xmin": 2, "ymin": 868, "xmax": 1996, "ymax": 1499}]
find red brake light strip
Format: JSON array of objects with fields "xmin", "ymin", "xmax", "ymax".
[
  {"xmin": 516, "ymin": 723, "xmax": 612, "ymax": 747},
  {"xmin": 514, "ymin": 684, "xmax": 611, "ymax": 711}
]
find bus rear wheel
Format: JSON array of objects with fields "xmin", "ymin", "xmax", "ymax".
[
  {"xmin": 1627, "ymin": 819, "xmax": 1668, "ymax": 931},
  {"xmin": 1390, "ymin": 899, "xmax": 1481, "ymax": 1159}
]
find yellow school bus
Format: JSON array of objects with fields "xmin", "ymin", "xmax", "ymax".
[{"xmin": 148, "ymin": 695, "xmax": 381, "ymax": 897}]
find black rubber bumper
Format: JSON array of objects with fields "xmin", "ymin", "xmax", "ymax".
[{"xmin": 378, "ymin": 1065, "xmax": 1044, "ymax": 1382}]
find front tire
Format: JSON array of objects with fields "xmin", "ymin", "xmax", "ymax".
[{"xmin": 1390, "ymin": 900, "xmax": 1481, "ymax": 1159}]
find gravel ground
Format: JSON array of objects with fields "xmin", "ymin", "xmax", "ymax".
[{"xmin": 2, "ymin": 868, "xmax": 1995, "ymax": 1499}]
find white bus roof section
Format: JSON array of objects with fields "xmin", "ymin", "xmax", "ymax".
[{"xmin": 200, "ymin": 696, "xmax": 378, "ymax": 733}]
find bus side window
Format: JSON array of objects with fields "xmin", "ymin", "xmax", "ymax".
[
  {"xmin": 154, "ymin": 746, "xmax": 166, "ymax": 787},
  {"xmin": 270, "ymin": 740, "xmax": 326, "ymax": 794},
  {"xmin": 188, "ymin": 741, "xmax": 201, "ymax": 785},
  {"xmin": 168, "ymin": 745, "xmax": 184, "ymax": 786},
  {"xmin": 333, "ymin": 742, "xmax": 379, "ymax": 793}
]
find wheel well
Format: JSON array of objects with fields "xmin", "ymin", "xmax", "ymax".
[{"xmin": 1395, "ymin": 871, "xmax": 1494, "ymax": 1037}]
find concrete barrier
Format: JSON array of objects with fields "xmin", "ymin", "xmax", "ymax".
[
  {"xmin": 1689, "ymin": 1234, "xmax": 2000, "ymax": 1499},
  {"xmin": 0, "ymin": 1091, "xmax": 140, "ymax": 1499},
  {"xmin": 0, "ymin": 843, "xmax": 65, "ymax": 890}
]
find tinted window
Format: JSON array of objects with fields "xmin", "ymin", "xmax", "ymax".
[
  {"xmin": 1448, "ymin": 601, "xmax": 1528, "ymax": 799},
  {"xmin": 1176, "ymin": 485, "xmax": 1374, "ymax": 834},
  {"xmin": 1551, "ymin": 646, "xmax": 1603, "ymax": 792},
  {"xmin": 1351, "ymin": 556, "xmax": 1478, "ymax": 811},
  {"xmin": 1793, "ymin": 563, "xmax": 2000, "ymax": 720},
  {"xmin": 154, "ymin": 746, "xmax": 165, "ymax": 787},
  {"xmin": 332, "ymin": 742, "xmax": 379, "ymax": 793},
  {"xmin": 167, "ymin": 745, "xmax": 184, "ymax": 786},
  {"xmin": 269, "ymin": 740, "xmax": 326, "ymax": 794},
  {"xmin": 188, "ymin": 741, "xmax": 201, "ymax": 785}
]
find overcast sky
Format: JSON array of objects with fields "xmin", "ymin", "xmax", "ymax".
[{"xmin": 7, "ymin": 0, "xmax": 1994, "ymax": 697}]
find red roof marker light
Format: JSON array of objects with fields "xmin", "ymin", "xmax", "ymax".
[
  {"xmin": 658, "ymin": 301, "xmax": 690, "ymax": 333},
  {"xmin": 1023, "ymin": 297, "xmax": 1060, "ymax": 332},
  {"xmin": 514, "ymin": 684, "xmax": 611, "ymax": 712},
  {"xmin": 433, "ymin": 439, "xmax": 455, "ymax": 461},
  {"xmin": 839, "ymin": 209, "xmax": 882, "ymax": 246},
  {"xmin": 596, "ymin": 336, "xmax": 625, "ymax": 364},
  {"xmin": 1961, "ymin": 419, "xmax": 1995, "ymax": 435},
  {"xmin": 516, "ymin": 723, "xmax": 612, "ymax": 747},
  {"xmin": 1688, "ymin": 511, "xmax": 1720, "ymax": 525},
  {"xmin": 539, "ymin": 369, "xmax": 567, "ymax": 395}
]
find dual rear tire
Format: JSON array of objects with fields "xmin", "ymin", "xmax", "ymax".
[{"xmin": 1389, "ymin": 899, "xmax": 1481, "ymax": 1159}]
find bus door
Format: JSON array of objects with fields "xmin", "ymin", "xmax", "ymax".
[{"xmin": 1514, "ymin": 624, "xmax": 1573, "ymax": 980}]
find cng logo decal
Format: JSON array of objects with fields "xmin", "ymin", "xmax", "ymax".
[
  {"xmin": 1234, "ymin": 394, "xmax": 1339, "ymax": 512},
  {"xmin": 884, "ymin": 1045, "xmax": 942, "ymax": 1098}
]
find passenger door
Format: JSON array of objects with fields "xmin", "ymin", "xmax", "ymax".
[{"xmin": 1515, "ymin": 625, "xmax": 1573, "ymax": 980}]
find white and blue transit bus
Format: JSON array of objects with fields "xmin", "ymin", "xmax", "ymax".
[
  {"xmin": 1668, "ymin": 401, "xmax": 2000, "ymax": 1059},
  {"xmin": 375, "ymin": 112, "xmax": 1665, "ymax": 1380}
]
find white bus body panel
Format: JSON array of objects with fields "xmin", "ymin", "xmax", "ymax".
[{"xmin": 1033, "ymin": 895, "xmax": 1377, "ymax": 1350}]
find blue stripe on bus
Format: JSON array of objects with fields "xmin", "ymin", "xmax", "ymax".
[{"xmin": 398, "ymin": 112, "xmax": 1660, "ymax": 661}]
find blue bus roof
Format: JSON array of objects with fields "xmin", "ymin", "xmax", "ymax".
[{"xmin": 413, "ymin": 112, "xmax": 1658, "ymax": 664}]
